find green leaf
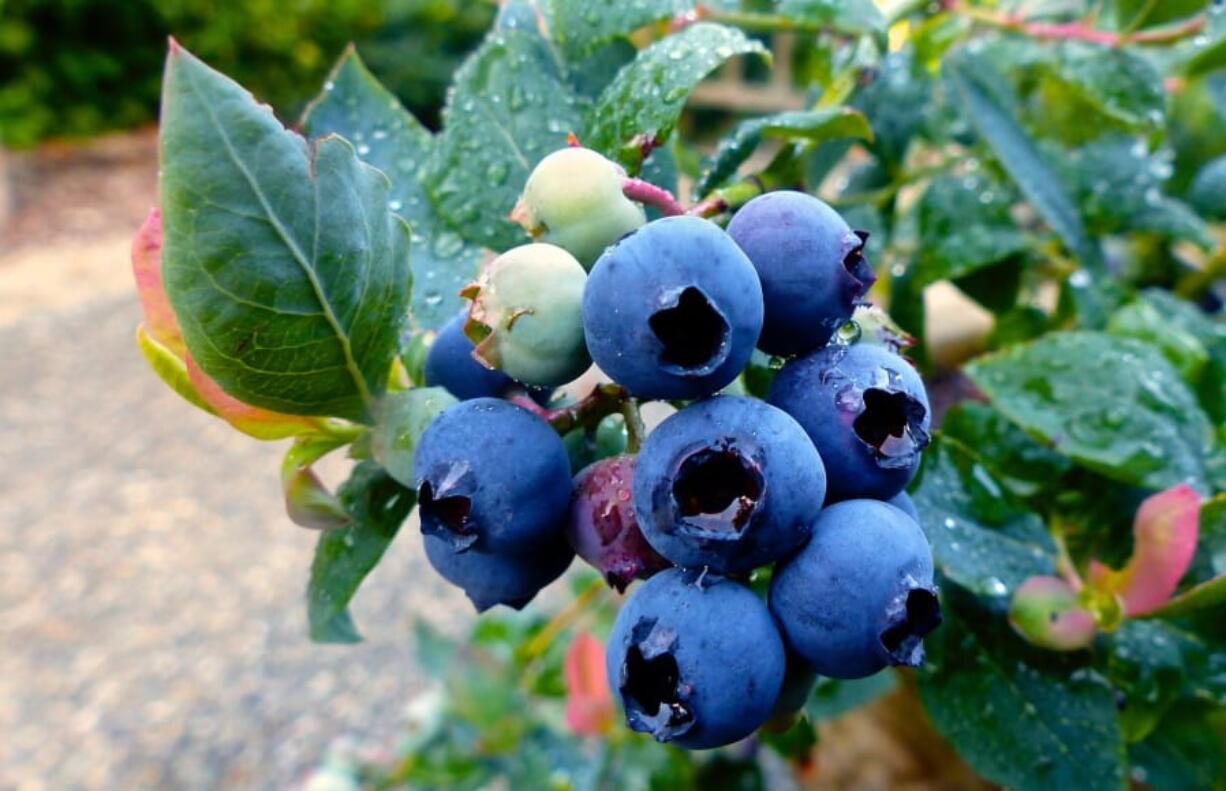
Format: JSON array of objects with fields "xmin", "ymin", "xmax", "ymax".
[
  {"xmin": 586, "ymin": 23, "xmax": 770, "ymax": 170},
  {"xmin": 303, "ymin": 49, "xmax": 482, "ymax": 331},
  {"xmin": 806, "ymin": 672, "xmax": 897, "ymax": 721},
  {"xmin": 1102, "ymin": 620, "xmax": 1186, "ymax": 742},
  {"xmin": 852, "ymin": 51, "xmax": 933, "ymax": 169},
  {"xmin": 370, "ymin": 387, "xmax": 458, "ymax": 488},
  {"xmin": 918, "ymin": 587, "xmax": 1126, "ymax": 791},
  {"xmin": 1144, "ymin": 574, "xmax": 1226, "ymax": 619},
  {"xmin": 1129, "ymin": 702, "xmax": 1226, "ymax": 791},
  {"xmin": 1114, "ymin": 0, "xmax": 1210, "ymax": 29},
  {"xmin": 1189, "ymin": 494, "xmax": 1226, "ymax": 584},
  {"xmin": 1048, "ymin": 43, "xmax": 1165, "ymax": 129},
  {"xmin": 306, "ymin": 462, "xmax": 416, "ymax": 643},
  {"xmin": 1184, "ymin": 35, "xmax": 1226, "ymax": 78},
  {"xmin": 909, "ymin": 436, "xmax": 1056, "ymax": 598},
  {"xmin": 694, "ymin": 108, "xmax": 871, "ymax": 197},
  {"xmin": 941, "ymin": 402, "xmax": 1073, "ymax": 498},
  {"xmin": 776, "ymin": 0, "xmax": 887, "ymax": 35},
  {"xmin": 913, "ymin": 175, "xmax": 1029, "ymax": 285},
  {"xmin": 159, "ymin": 44, "xmax": 411, "ymax": 423},
  {"xmin": 549, "ymin": 0, "xmax": 691, "ymax": 60},
  {"xmin": 422, "ymin": 29, "xmax": 584, "ymax": 251},
  {"xmin": 1108, "ymin": 299, "xmax": 1211, "ymax": 383},
  {"xmin": 945, "ymin": 50, "xmax": 1114, "ymax": 323},
  {"xmin": 1134, "ymin": 289, "xmax": 1226, "ymax": 424},
  {"xmin": 135, "ymin": 325, "xmax": 217, "ymax": 416},
  {"xmin": 966, "ymin": 332, "xmax": 1220, "ymax": 494}
]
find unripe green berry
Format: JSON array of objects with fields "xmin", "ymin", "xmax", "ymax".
[
  {"xmin": 462, "ymin": 243, "xmax": 591, "ymax": 386},
  {"xmin": 515, "ymin": 147, "xmax": 646, "ymax": 269}
]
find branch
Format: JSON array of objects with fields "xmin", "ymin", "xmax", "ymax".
[
  {"xmin": 953, "ymin": 2, "xmax": 1207, "ymax": 47},
  {"xmin": 622, "ymin": 178, "xmax": 685, "ymax": 216},
  {"xmin": 511, "ymin": 383, "xmax": 633, "ymax": 436}
]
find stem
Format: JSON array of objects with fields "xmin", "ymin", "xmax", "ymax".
[
  {"xmin": 521, "ymin": 576, "xmax": 606, "ymax": 662},
  {"xmin": 620, "ymin": 399, "xmax": 647, "ymax": 454},
  {"xmin": 953, "ymin": 2, "xmax": 1207, "ymax": 47},
  {"xmin": 622, "ymin": 177, "xmax": 685, "ymax": 216},
  {"xmin": 513, "ymin": 383, "xmax": 631, "ymax": 436},
  {"xmin": 1050, "ymin": 521, "xmax": 1084, "ymax": 591}
]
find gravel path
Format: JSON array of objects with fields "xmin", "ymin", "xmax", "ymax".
[{"xmin": 0, "ymin": 290, "xmax": 472, "ymax": 788}]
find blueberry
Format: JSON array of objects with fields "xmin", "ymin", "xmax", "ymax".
[
  {"xmin": 770, "ymin": 649, "xmax": 819, "ymax": 720},
  {"xmin": 887, "ymin": 491, "xmax": 920, "ymax": 524},
  {"xmin": 768, "ymin": 342, "xmax": 930, "ymax": 502},
  {"xmin": 633, "ymin": 396, "xmax": 826, "ymax": 574},
  {"xmin": 583, "ymin": 216, "xmax": 764, "ymax": 400},
  {"xmin": 726, "ymin": 191, "xmax": 875, "ymax": 356},
  {"xmin": 514, "ymin": 147, "xmax": 647, "ymax": 268},
  {"xmin": 413, "ymin": 398, "xmax": 571, "ymax": 554},
  {"xmin": 605, "ymin": 568, "xmax": 785, "ymax": 749},
  {"xmin": 567, "ymin": 455, "xmax": 670, "ymax": 592},
  {"xmin": 769, "ymin": 499, "xmax": 941, "ymax": 679},
  {"xmin": 424, "ymin": 311, "xmax": 517, "ymax": 400},
  {"xmin": 424, "ymin": 533, "xmax": 573, "ymax": 613},
  {"xmin": 462, "ymin": 243, "xmax": 591, "ymax": 387}
]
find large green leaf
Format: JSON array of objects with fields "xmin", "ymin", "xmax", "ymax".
[
  {"xmin": 303, "ymin": 50, "xmax": 482, "ymax": 331},
  {"xmin": 1129, "ymin": 702, "xmax": 1226, "ymax": 791},
  {"xmin": 941, "ymin": 402, "xmax": 1073, "ymax": 498},
  {"xmin": 422, "ymin": 29, "xmax": 584, "ymax": 251},
  {"xmin": 918, "ymin": 587, "xmax": 1126, "ymax": 791},
  {"xmin": 586, "ymin": 23, "xmax": 769, "ymax": 170},
  {"xmin": 852, "ymin": 51, "xmax": 933, "ymax": 169},
  {"xmin": 1047, "ymin": 43, "xmax": 1165, "ymax": 129},
  {"xmin": 913, "ymin": 175, "xmax": 1029, "ymax": 285},
  {"xmin": 1184, "ymin": 35, "xmax": 1226, "ymax": 78},
  {"xmin": 693, "ymin": 108, "xmax": 871, "ymax": 197},
  {"xmin": 307, "ymin": 462, "xmax": 416, "ymax": 643},
  {"xmin": 159, "ymin": 44, "xmax": 411, "ymax": 423},
  {"xmin": 1134, "ymin": 289, "xmax": 1226, "ymax": 425},
  {"xmin": 967, "ymin": 332, "xmax": 1220, "ymax": 494},
  {"xmin": 549, "ymin": 0, "xmax": 691, "ymax": 60},
  {"xmin": 909, "ymin": 436, "xmax": 1055, "ymax": 598},
  {"xmin": 1114, "ymin": 0, "xmax": 1210, "ymax": 29},
  {"xmin": 1101, "ymin": 620, "xmax": 1187, "ymax": 742}
]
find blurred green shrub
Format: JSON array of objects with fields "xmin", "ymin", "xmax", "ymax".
[{"xmin": 0, "ymin": 0, "xmax": 494, "ymax": 147}]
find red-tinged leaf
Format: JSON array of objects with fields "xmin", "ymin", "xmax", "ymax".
[
  {"xmin": 131, "ymin": 208, "xmax": 185, "ymax": 357},
  {"xmin": 186, "ymin": 355, "xmax": 325, "ymax": 441},
  {"xmin": 282, "ymin": 435, "xmax": 351, "ymax": 531},
  {"xmin": 564, "ymin": 632, "xmax": 614, "ymax": 736},
  {"xmin": 135, "ymin": 325, "xmax": 216, "ymax": 415},
  {"xmin": 1092, "ymin": 484, "xmax": 1201, "ymax": 616},
  {"xmin": 1008, "ymin": 576, "xmax": 1096, "ymax": 651}
]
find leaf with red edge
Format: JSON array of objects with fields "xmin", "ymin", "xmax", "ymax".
[
  {"xmin": 186, "ymin": 356, "xmax": 325, "ymax": 441},
  {"xmin": 282, "ymin": 435, "xmax": 351, "ymax": 531},
  {"xmin": 1090, "ymin": 484, "xmax": 1202, "ymax": 617},
  {"xmin": 131, "ymin": 208, "xmax": 185, "ymax": 357},
  {"xmin": 1008, "ymin": 576, "xmax": 1097, "ymax": 651},
  {"xmin": 136, "ymin": 325, "xmax": 216, "ymax": 415},
  {"xmin": 564, "ymin": 632, "xmax": 614, "ymax": 736}
]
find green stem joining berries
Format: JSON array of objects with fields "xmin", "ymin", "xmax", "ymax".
[
  {"xmin": 512, "ymin": 383, "xmax": 632, "ymax": 436},
  {"xmin": 622, "ymin": 177, "xmax": 685, "ymax": 216},
  {"xmin": 620, "ymin": 399, "xmax": 647, "ymax": 454},
  {"xmin": 688, "ymin": 174, "xmax": 779, "ymax": 219}
]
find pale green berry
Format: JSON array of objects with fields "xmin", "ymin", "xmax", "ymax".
[
  {"xmin": 462, "ymin": 243, "xmax": 591, "ymax": 386},
  {"xmin": 515, "ymin": 147, "xmax": 646, "ymax": 269}
]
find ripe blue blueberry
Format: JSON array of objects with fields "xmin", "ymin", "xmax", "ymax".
[
  {"xmin": 887, "ymin": 491, "xmax": 920, "ymax": 524},
  {"xmin": 424, "ymin": 310, "xmax": 518, "ymax": 400},
  {"xmin": 567, "ymin": 455, "xmax": 670, "ymax": 592},
  {"xmin": 769, "ymin": 499, "xmax": 941, "ymax": 679},
  {"xmin": 633, "ymin": 396, "xmax": 826, "ymax": 574},
  {"xmin": 424, "ymin": 533, "xmax": 573, "ymax": 613},
  {"xmin": 605, "ymin": 568, "xmax": 785, "ymax": 749},
  {"xmin": 726, "ymin": 191, "xmax": 875, "ymax": 356},
  {"xmin": 583, "ymin": 216, "xmax": 764, "ymax": 400},
  {"xmin": 768, "ymin": 342, "xmax": 930, "ymax": 503},
  {"xmin": 413, "ymin": 398, "xmax": 571, "ymax": 555}
]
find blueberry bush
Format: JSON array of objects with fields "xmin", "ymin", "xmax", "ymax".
[{"xmin": 132, "ymin": 0, "xmax": 1226, "ymax": 787}]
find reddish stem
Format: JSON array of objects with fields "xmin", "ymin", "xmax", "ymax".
[
  {"xmin": 687, "ymin": 194, "xmax": 729, "ymax": 218},
  {"xmin": 955, "ymin": 2, "xmax": 1207, "ymax": 47},
  {"xmin": 510, "ymin": 383, "xmax": 632, "ymax": 436},
  {"xmin": 622, "ymin": 178, "xmax": 685, "ymax": 216}
]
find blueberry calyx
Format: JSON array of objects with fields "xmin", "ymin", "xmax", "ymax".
[
  {"xmin": 879, "ymin": 580, "xmax": 942, "ymax": 667},
  {"xmin": 620, "ymin": 618, "xmax": 695, "ymax": 742},
  {"xmin": 841, "ymin": 229, "xmax": 876, "ymax": 295},
  {"xmin": 649, "ymin": 286, "xmax": 731, "ymax": 376},
  {"xmin": 418, "ymin": 462, "xmax": 480, "ymax": 551},
  {"xmin": 670, "ymin": 442, "xmax": 765, "ymax": 540},
  {"xmin": 852, "ymin": 387, "xmax": 931, "ymax": 470}
]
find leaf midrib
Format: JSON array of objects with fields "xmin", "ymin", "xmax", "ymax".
[{"xmin": 182, "ymin": 58, "xmax": 374, "ymax": 411}]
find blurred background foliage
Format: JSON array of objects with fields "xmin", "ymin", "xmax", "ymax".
[{"xmin": 0, "ymin": 0, "xmax": 496, "ymax": 147}]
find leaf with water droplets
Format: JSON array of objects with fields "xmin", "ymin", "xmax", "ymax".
[
  {"xmin": 1044, "ymin": 43, "xmax": 1165, "ymax": 130},
  {"xmin": 303, "ymin": 48, "xmax": 482, "ymax": 331},
  {"xmin": 776, "ymin": 0, "xmax": 886, "ymax": 35},
  {"xmin": 966, "ymin": 332, "xmax": 1219, "ymax": 494},
  {"xmin": 918, "ymin": 585, "xmax": 1126, "ymax": 791},
  {"xmin": 160, "ymin": 43, "xmax": 411, "ymax": 423},
  {"xmin": 912, "ymin": 175, "xmax": 1029, "ymax": 286},
  {"xmin": 585, "ymin": 23, "xmax": 770, "ymax": 171},
  {"xmin": 942, "ymin": 402, "xmax": 1073, "ymax": 499},
  {"xmin": 422, "ymin": 29, "xmax": 584, "ymax": 251},
  {"xmin": 910, "ymin": 436, "xmax": 1055, "ymax": 597},
  {"xmin": 694, "ymin": 108, "xmax": 871, "ymax": 197},
  {"xmin": 307, "ymin": 461, "xmax": 416, "ymax": 643},
  {"xmin": 550, "ymin": 0, "xmax": 692, "ymax": 59}
]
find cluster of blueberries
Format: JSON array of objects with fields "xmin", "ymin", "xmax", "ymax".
[{"xmin": 413, "ymin": 147, "xmax": 939, "ymax": 750}]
